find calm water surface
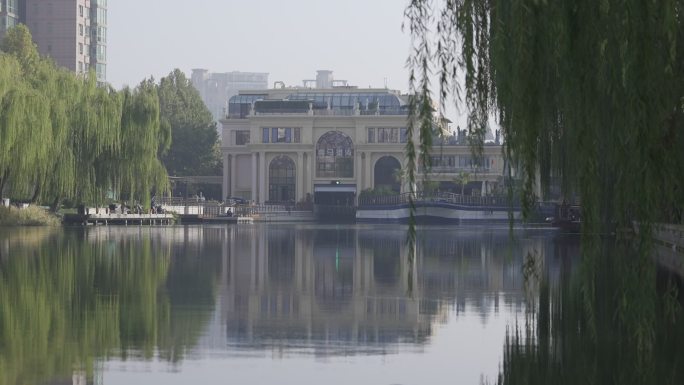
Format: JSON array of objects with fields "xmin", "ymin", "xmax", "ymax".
[{"xmin": 0, "ymin": 224, "xmax": 682, "ymax": 385}]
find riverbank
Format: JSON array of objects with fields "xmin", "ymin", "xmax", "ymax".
[{"xmin": 0, "ymin": 206, "xmax": 61, "ymax": 226}]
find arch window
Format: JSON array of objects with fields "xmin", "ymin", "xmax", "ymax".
[
  {"xmin": 374, "ymin": 156, "xmax": 401, "ymax": 193},
  {"xmin": 316, "ymin": 131, "xmax": 354, "ymax": 178},
  {"xmin": 269, "ymin": 156, "xmax": 296, "ymax": 203}
]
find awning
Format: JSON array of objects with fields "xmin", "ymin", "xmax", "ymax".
[{"xmin": 314, "ymin": 184, "xmax": 357, "ymax": 193}]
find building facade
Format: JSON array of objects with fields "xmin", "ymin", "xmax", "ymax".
[
  {"xmin": 191, "ymin": 69, "xmax": 269, "ymax": 123},
  {"xmin": 1, "ymin": 0, "xmax": 106, "ymax": 82},
  {"xmin": 89, "ymin": 0, "xmax": 106, "ymax": 83},
  {"xmin": 221, "ymin": 71, "xmax": 505, "ymax": 205},
  {"xmin": 0, "ymin": 0, "xmax": 23, "ymax": 41}
]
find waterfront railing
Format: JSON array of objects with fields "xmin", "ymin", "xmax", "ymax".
[
  {"xmin": 155, "ymin": 197, "xmax": 313, "ymax": 218},
  {"xmin": 357, "ymin": 192, "xmax": 516, "ymax": 208}
]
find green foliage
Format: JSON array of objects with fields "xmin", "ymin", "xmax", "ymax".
[
  {"xmin": 405, "ymin": 0, "xmax": 684, "ymax": 233},
  {"xmin": 0, "ymin": 25, "xmax": 168, "ymax": 207},
  {"xmin": 359, "ymin": 187, "xmax": 400, "ymax": 199},
  {"xmin": 0, "ymin": 206, "xmax": 60, "ymax": 226},
  {"xmin": 404, "ymin": 1, "xmax": 684, "ymax": 356},
  {"xmin": 454, "ymin": 171, "xmax": 471, "ymax": 195},
  {"xmin": 158, "ymin": 69, "xmax": 220, "ymax": 176}
]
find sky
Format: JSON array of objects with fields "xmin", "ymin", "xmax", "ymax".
[
  {"xmin": 109, "ymin": 0, "xmax": 411, "ymax": 92},
  {"xmin": 108, "ymin": 0, "xmax": 472, "ymax": 129}
]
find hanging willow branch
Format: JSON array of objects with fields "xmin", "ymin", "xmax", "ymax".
[
  {"xmin": 405, "ymin": 0, "xmax": 684, "ymax": 232},
  {"xmin": 0, "ymin": 25, "xmax": 169, "ymax": 207},
  {"xmin": 405, "ymin": 0, "xmax": 684, "ymax": 354}
]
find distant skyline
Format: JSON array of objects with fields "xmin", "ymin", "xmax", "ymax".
[
  {"xmin": 108, "ymin": 0, "xmax": 473, "ymax": 129},
  {"xmin": 109, "ymin": 1, "xmax": 409, "ymax": 89}
]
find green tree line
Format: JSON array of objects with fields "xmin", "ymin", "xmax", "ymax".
[
  {"xmin": 0, "ymin": 26, "xmax": 221, "ymax": 208},
  {"xmin": 0, "ymin": 25, "xmax": 169, "ymax": 208}
]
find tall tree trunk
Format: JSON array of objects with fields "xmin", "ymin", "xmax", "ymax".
[
  {"xmin": 30, "ymin": 183, "xmax": 41, "ymax": 203},
  {"xmin": 0, "ymin": 168, "xmax": 8, "ymax": 197},
  {"xmin": 50, "ymin": 196, "xmax": 61, "ymax": 213}
]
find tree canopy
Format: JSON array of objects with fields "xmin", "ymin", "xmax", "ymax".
[
  {"xmin": 405, "ymin": 0, "xmax": 684, "ymax": 234},
  {"xmin": 158, "ymin": 69, "xmax": 220, "ymax": 177},
  {"xmin": 0, "ymin": 25, "xmax": 169, "ymax": 207},
  {"xmin": 403, "ymin": 0, "xmax": 684, "ymax": 366}
]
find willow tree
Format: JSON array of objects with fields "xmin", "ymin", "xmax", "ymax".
[
  {"xmin": 113, "ymin": 80, "xmax": 170, "ymax": 207},
  {"xmin": 0, "ymin": 25, "xmax": 169, "ymax": 207},
  {"xmin": 404, "ymin": 0, "xmax": 684, "ymax": 357},
  {"xmin": 404, "ymin": 0, "xmax": 684, "ymax": 234}
]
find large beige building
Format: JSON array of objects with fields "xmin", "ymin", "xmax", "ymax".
[{"xmin": 221, "ymin": 71, "xmax": 504, "ymax": 205}]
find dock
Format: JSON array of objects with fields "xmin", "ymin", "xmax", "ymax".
[{"xmin": 63, "ymin": 213, "xmax": 175, "ymax": 226}]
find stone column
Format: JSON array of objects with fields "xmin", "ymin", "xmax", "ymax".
[
  {"xmin": 309, "ymin": 151, "xmax": 316, "ymax": 193},
  {"xmin": 354, "ymin": 151, "xmax": 363, "ymax": 192},
  {"xmin": 259, "ymin": 152, "xmax": 267, "ymax": 203},
  {"xmin": 303, "ymin": 153, "xmax": 309, "ymax": 196},
  {"xmin": 222, "ymin": 153, "xmax": 230, "ymax": 200},
  {"xmin": 251, "ymin": 153, "xmax": 258, "ymax": 202},
  {"xmin": 230, "ymin": 154, "xmax": 237, "ymax": 197},
  {"xmin": 362, "ymin": 152, "xmax": 367, "ymax": 191},
  {"xmin": 364, "ymin": 153, "xmax": 372, "ymax": 190},
  {"xmin": 297, "ymin": 152, "xmax": 304, "ymax": 201}
]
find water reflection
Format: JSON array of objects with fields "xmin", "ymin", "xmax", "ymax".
[
  {"xmin": 498, "ymin": 239, "xmax": 684, "ymax": 385},
  {"xmin": 0, "ymin": 224, "xmax": 595, "ymax": 385},
  {"xmin": 0, "ymin": 227, "xmax": 223, "ymax": 385},
  {"xmin": 214, "ymin": 225, "xmax": 555, "ymax": 353}
]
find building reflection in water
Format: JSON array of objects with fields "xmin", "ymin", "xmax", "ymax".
[
  {"xmin": 214, "ymin": 224, "xmax": 563, "ymax": 354},
  {"xmin": 0, "ymin": 225, "xmax": 573, "ymax": 384}
]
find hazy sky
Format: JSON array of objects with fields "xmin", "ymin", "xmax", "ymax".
[
  {"xmin": 109, "ymin": 0, "xmax": 411, "ymax": 92},
  {"xmin": 108, "ymin": 0, "xmax": 477, "ymax": 128}
]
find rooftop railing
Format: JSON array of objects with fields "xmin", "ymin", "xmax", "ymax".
[{"xmin": 247, "ymin": 107, "xmax": 408, "ymax": 117}]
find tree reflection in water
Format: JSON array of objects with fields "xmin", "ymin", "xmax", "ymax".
[
  {"xmin": 0, "ymin": 227, "xmax": 222, "ymax": 385},
  {"xmin": 2, "ymin": 225, "xmax": 681, "ymax": 384},
  {"xmin": 497, "ymin": 237, "xmax": 684, "ymax": 385}
]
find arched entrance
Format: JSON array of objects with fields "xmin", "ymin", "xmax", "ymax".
[
  {"xmin": 374, "ymin": 156, "xmax": 401, "ymax": 193},
  {"xmin": 269, "ymin": 155, "xmax": 295, "ymax": 203},
  {"xmin": 314, "ymin": 131, "xmax": 356, "ymax": 221}
]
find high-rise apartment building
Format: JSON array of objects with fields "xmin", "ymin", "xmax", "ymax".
[
  {"xmin": 89, "ymin": 0, "xmax": 106, "ymax": 83},
  {"xmin": 0, "ymin": 0, "xmax": 23, "ymax": 42},
  {"xmin": 191, "ymin": 69, "xmax": 269, "ymax": 123},
  {"xmin": 0, "ymin": 0, "xmax": 107, "ymax": 83}
]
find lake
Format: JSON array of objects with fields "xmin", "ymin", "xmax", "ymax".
[{"xmin": 0, "ymin": 224, "xmax": 682, "ymax": 385}]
